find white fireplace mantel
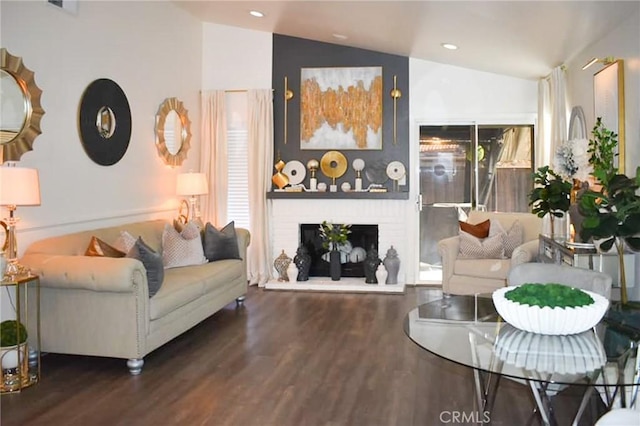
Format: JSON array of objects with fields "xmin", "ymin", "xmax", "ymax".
[{"xmin": 268, "ymin": 198, "xmax": 413, "ymax": 288}]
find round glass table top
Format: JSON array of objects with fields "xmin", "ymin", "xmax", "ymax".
[{"xmin": 403, "ymin": 295, "xmax": 640, "ymax": 387}]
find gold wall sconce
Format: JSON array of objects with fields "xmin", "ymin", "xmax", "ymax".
[
  {"xmin": 389, "ymin": 75, "xmax": 402, "ymax": 145},
  {"xmin": 284, "ymin": 76, "xmax": 294, "ymax": 144},
  {"xmin": 582, "ymin": 56, "xmax": 616, "ymax": 70}
]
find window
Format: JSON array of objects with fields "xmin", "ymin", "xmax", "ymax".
[{"xmin": 226, "ymin": 93, "xmax": 250, "ymax": 229}]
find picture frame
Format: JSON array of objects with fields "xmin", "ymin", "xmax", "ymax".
[
  {"xmin": 300, "ymin": 66, "xmax": 383, "ymax": 150},
  {"xmin": 594, "ymin": 59, "xmax": 625, "ymax": 173}
]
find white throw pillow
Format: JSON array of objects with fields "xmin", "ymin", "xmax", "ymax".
[
  {"xmin": 114, "ymin": 230, "xmax": 137, "ymax": 254},
  {"xmin": 490, "ymin": 219, "xmax": 524, "ymax": 258},
  {"xmin": 458, "ymin": 230, "xmax": 504, "ymax": 259},
  {"xmin": 162, "ymin": 222, "xmax": 207, "ymax": 268}
]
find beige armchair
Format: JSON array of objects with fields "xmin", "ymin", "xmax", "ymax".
[{"xmin": 437, "ymin": 211, "xmax": 542, "ymax": 295}]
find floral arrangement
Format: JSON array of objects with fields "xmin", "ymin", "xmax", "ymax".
[
  {"xmin": 553, "ymin": 138, "xmax": 592, "ymax": 182},
  {"xmin": 319, "ymin": 221, "xmax": 351, "ymax": 251}
]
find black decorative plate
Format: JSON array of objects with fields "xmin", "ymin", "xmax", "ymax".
[{"xmin": 78, "ymin": 79, "xmax": 131, "ymax": 166}]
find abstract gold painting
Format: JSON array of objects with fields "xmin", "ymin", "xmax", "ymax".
[{"xmin": 300, "ymin": 67, "xmax": 382, "ymax": 150}]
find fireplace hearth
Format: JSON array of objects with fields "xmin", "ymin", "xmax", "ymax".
[{"xmin": 299, "ymin": 224, "xmax": 379, "ymax": 278}]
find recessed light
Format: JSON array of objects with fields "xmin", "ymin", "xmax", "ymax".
[
  {"xmin": 441, "ymin": 43, "xmax": 458, "ymax": 50},
  {"xmin": 249, "ymin": 10, "xmax": 264, "ymax": 18},
  {"xmin": 332, "ymin": 33, "xmax": 348, "ymax": 40}
]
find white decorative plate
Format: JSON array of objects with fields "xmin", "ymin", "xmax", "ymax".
[
  {"xmin": 492, "ymin": 286, "xmax": 609, "ymax": 335},
  {"xmin": 386, "ymin": 161, "xmax": 406, "ymax": 181},
  {"xmin": 282, "ymin": 160, "xmax": 306, "ymax": 185}
]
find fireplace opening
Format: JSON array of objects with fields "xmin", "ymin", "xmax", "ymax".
[{"xmin": 299, "ymin": 224, "xmax": 379, "ymax": 278}]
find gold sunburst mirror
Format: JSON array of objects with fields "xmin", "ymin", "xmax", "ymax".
[
  {"xmin": 1, "ymin": 48, "xmax": 45, "ymax": 163},
  {"xmin": 155, "ymin": 97, "xmax": 191, "ymax": 167}
]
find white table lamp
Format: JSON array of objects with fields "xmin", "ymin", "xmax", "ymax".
[
  {"xmin": 176, "ymin": 172, "xmax": 208, "ymax": 222},
  {"xmin": 0, "ymin": 166, "xmax": 41, "ymax": 276}
]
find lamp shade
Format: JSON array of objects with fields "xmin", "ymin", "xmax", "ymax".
[
  {"xmin": 0, "ymin": 166, "xmax": 41, "ymax": 206},
  {"xmin": 176, "ymin": 172, "xmax": 208, "ymax": 196}
]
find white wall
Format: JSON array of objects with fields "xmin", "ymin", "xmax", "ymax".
[
  {"xmin": 565, "ymin": 10, "xmax": 640, "ymax": 174},
  {"xmin": 202, "ymin": 23, "xmax": 272, "ymax": 90},
  {"xmin": 1, "ymin": 1, "xmax": 202, "ymax": 253}
]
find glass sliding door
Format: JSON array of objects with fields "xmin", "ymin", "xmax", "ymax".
[{"xmin": 418, "ymin": 123, "xmax": 534, "ymax": 283}]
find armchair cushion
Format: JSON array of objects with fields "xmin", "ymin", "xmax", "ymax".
[
  {"xmin": 490, "ymin": 219, "xmax": 524, "ymax": 257},
  {"xmin": 458, "ymin": 231, "xmax": 504, "ymax": 259},
  {"xmin": 459, "ymin": 219, "xmax": 490, "ymax": 238}
]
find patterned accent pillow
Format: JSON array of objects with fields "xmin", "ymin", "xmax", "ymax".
[
  {"xmin": 490, "ymin": 220, "xmax": 524, "ymax": 257},
  {"xmin": 203, "ymin": 221, "xmax": 241, "ymax": 261},
  {"xmin": 114, "ymin": 230, "xmax": 137, "ymax": 254},
  {"xmin": 459, "ymin": 219, "xmax": 490, "ymax": 239},
  {"xmin": 458, "ymin": 231, "xmax": 504, "ymax": 259},
  {"xmin": 85, "ymin": 236, "xmax": 126, "ymax": 258},
  {"xmin": 126, "ymin": 237, "xmax": 164, "ymax": 298},
  {"xmin": 162, "ymin": 223, "xmax": 207, "ymax": 269}
]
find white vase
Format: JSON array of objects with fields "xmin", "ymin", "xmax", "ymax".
[
  {"xmin": 287, "ymin": 262, "xmax": 299, "ymax": 282},
  {"xmin": 375, "ymin": 264, "xmax": 388, "ymax": 286}
]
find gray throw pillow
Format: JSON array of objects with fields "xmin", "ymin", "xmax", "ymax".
[
  {"xmin": 126, "ymin": 237, "xmax": 164, "ymax": 298},
  {"xmin": 203, "ymin": 221, "xmax": 241, "ymax": 261}
]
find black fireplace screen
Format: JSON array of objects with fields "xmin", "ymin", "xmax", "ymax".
[{"xmin": 299, "ymin": 224, "xmax": 379, "ymax": 277}]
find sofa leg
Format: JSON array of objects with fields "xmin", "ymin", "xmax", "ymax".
[
  {"xmin": 127, "ymin": 358, "xmax": 144, "ymax": 375},
  {"xmin": 236, "ymin": 295, "xmax": 246, "ymax": 307}
]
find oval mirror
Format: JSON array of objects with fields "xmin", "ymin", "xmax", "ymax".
[
  {"xmin": 96, "ymin": 106, "xmax": 116, "ymax": 139},
  {"xmin": 568, "ymin": 106, "xmax": 587, "ymax": 140},
  {"xmin": 164, "ymin": 110, "xmax": 183, "ymax": 155},
  {"xmin": 0, "ymin": 48, "xmax": 45, "ymax": 163},
  {"xmin": 155, "ymin": 97, "xmax": 191, "ymax": 166}
]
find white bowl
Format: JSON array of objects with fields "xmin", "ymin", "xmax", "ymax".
[{"xmin": 492, "ymin": 286, "xmax": 609, "ymax": 335}]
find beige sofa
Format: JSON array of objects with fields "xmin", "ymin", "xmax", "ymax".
[
  {"xmin": 20, "ymin": 219, "xmax": 250, "ymax": 375},
  {"xmin": 437, "ymin": 211, "xmax": 542, "ymax": 295}
]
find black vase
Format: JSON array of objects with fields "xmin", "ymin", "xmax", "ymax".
[
  {"xmin": 294, "ymin": 245, "xmax": 311, "ymax": 281},
  {"xmin": 329, "ymin": 249, "xmax": 341, "ymax": 281}
]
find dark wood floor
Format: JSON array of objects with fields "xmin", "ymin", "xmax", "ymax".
[{"xmin": 1, "ymin": 286, "xmax": 604, "ymax": 425}]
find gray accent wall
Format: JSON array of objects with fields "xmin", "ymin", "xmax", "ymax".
[{"xmin": 271, "ymin": 34, "xmax": 409, "ymax": 198}]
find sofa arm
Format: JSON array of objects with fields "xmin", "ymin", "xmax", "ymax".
[
  {"xmin": 510, "ymin": 239, "xmax": 539, "ymax": 267},
  {"xmin": 20, "ymin": 253, "xmax": 148, "ymax": 294},
  {"xmin": 438, "ymin": 235, "xmax": 460, "ymax": 290},
  {"xmin": 236, "ymin": 228, "xmax": 251, "ymax": 260}
]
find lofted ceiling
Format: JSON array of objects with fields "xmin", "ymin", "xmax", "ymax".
[{"xmin": 173, "ymin": 0, "xmax": 638, "ymax": 81}]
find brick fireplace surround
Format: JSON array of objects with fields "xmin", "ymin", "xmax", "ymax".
[{"xmin": 265, "ymin": 198, "xmax": 409, "ymax": 293}]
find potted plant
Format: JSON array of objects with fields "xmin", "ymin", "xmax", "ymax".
[
  {"xmin": 1, "ymin": 320, "xmax": 28, "ymax": 370},
  {"xmin": 319, "ymin": 221, "xmax": 351, "ymax": 281},
  {"xmin": 578, "ymin": 118, "xmax": 640, "ymax": 305},
  {"xmin": 528, "ymin": 165, "xmax": 572, "ymax": 239}
]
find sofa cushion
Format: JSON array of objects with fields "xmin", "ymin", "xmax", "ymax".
[
  {"xmin": 149, "ymin": 270, "xmax": 205, "ymax": 320},
  {"xmin": 458, "ymin": 231, "xmax": 504, "ymax": 259},
  {"xmin": 126, "ymin": 237, "xmax": 164, "ymax": 298},
  {"xmin": 114, "ymin": 230, "xmax": 137, "ymax": 254},
  {"xmin": 459, "ymin": 219, "xmax": 490, "ymax": 239},
  {"xmin": 203, "ymin": 221, "xmax": 241, "ymax": 261},
  {"xmin": 85, "ymin": 236, "xmax": 126, "ymax": 258},
  {"xmin": 161, "ymin": 223, "xmax": 207, "ymax": 269},
  {"xmin": 454, "ymin": 258, "xmax": 511, "ymax": 280}
]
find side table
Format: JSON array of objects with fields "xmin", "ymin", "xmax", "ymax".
[{"xmin": 0, "ymin": 273, "xmax": 40, "ymax": 393}]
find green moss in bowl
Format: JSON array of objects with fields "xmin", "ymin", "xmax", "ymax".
[{"xmin": 505, "ymin": 283, "xmax": 594, "ymax": 309}]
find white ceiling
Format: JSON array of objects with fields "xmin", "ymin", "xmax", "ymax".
[{"xmin": 174, "ymin": 0, "xmax": 638, "ymax": 80}]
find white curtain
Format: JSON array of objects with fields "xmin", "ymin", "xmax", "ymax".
[
  {"xmin": 247, "ymin": 89, "xmax": 273, "ymax": 286},
  {"xmin": 200, "ymin": 91, "xmax": 227, "ymax": 226},
  {"xmin": 537, "ymin": 66, "xmax": 568, "ymax": 169}
]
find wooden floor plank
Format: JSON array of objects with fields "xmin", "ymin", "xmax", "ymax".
[{"xmin": 0, "ymin": 286, "xmax": 604, "ymax": 425}]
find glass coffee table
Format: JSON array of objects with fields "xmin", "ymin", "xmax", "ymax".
[{"xmin": 404, "ymin": 295, "xmax": 640, "ymax": 425}]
